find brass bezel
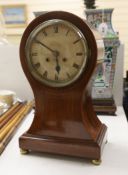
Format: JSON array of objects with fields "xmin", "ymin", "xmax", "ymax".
[{"xmin": 25, "ymin": 19, "xmax": 89, "ymax": 87}]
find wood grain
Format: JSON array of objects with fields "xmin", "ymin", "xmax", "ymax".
[
  {"xmin": 0, "ymin": 101, "xmax": 34, "ymax": 154},
  {"xmin": 0, "ymin": 102, "xmax": 25, "ymax": 129},
  {"xmin": 0, "ymin": 102, "xmax": 20, "ymax": 123}
]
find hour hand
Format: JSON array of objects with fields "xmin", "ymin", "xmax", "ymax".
[{"xmin": 55, "ymin": 58, "xmax": 61, "ymax": 74}]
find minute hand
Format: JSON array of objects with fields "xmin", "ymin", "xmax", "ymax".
[{"xmin": 35, "ymin": 39, "xmax": 55, "ymax": 53}]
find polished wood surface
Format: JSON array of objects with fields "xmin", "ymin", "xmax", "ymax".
[
  {"xmin": 0, "ymin": 102, "xmax": 24, "ymax": 129},
  {"xmin": 93, "ymin": 98, "xmax": 117, "ymax": 115},
  {"xmin": 19, "ymin": 11, "xmax": 107, "ymax": 161},
  {"xmin": 0, "ymin": 102, "xmax": 20, "ymax": 123},
  {"xmin": 0, "ymin": 101, "xmax": 34, "ymax": 154}
]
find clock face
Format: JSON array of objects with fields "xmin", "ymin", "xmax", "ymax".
[{"xmin": 25, "ymin": 19, "xmax": 88, "ymax": 87}]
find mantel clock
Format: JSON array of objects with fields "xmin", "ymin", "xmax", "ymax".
[{"xmin": 19, "ymin": 11, "xmax": 107, "ymax": 165}]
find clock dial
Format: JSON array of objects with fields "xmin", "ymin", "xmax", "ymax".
[{"xmin": 25, "ymin": 20, "xmax": 88, "ymax": 87}]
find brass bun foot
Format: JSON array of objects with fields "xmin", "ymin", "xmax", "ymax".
[
  {"xmin": 20, "ymin": 148, "xmax": 29, "ymax": 155},
  {"xmin": 92, "ymin": 159, "xmax": 101, "ymax": 165}
]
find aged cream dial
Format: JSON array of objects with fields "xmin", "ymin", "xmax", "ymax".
[{"xmin": 25, "ymin": 19, "xmax": 88, "ymax": 87}]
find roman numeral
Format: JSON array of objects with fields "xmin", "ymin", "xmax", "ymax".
[
  {"xmin": 66, "ymin": 72, "xmax": 71, "ymax": 78},
  {"xmin": 42, "ymin": 30, "xmax": 47, "ymax": 36},
  {"xmin": 73, "ymin": 38, "xmax": 82, "ymax": 44},
  {"xmin": 66, "ymin": 29, "xmax": 70, "ymax": 36},
  {"xmin": 34, "ymin": 62, "xmax": 40, "ymax": 69},
  {"xmin": 31, "ymin": 52, "xmax": 38, "ymax": 56},
  {"xmin": 54, "ymin": 25, "xmax": 58, "ymax": 33},
  {"xmin": 55, "ymin": 74, "xmax": 59, "ymax": 80},
  {"xmin": 73, "ymin": 63, "xmax": 80, "ymax": 69},
  {"xmin": 76, "ymin": 52, "xmax": 83, "ymax": 56},
  {"xmin": 42, "ymin": 71, "xmax": 48, "ymax": 78}
]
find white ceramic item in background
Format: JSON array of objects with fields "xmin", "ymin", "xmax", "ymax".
[{"xmin": 0, "ymin": 90, "xmax": 16, "ymax": 108}]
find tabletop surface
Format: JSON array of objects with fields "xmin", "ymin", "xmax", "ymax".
[{"xmin": 0, "ymin": 106, "xmax": 128, "ymax": 175}]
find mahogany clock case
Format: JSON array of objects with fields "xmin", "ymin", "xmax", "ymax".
[{"xmin": 19, "ymin": 11, "xmax": 107, "ymax": 161}]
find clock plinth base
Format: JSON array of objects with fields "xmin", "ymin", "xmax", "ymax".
[
  {"xmin": 93, "ymin": 98, "xmax": 117, "ymax": 115},
  {"xmin": 19, "ymin": 124, "xmax": 107, "ymax": 160}
]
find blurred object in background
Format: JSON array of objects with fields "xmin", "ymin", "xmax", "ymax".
[
  {"xmin": 123, "ymin": 71, "xmax": 128, "ymax": 121},
  {"xmin": 85, "ymin": 8, "xmax": 120, "ymax": 115},
  {"xmin": 0, "ymin": 90, "xmax": 16, "ymax": 116},
  {"xmin": 34, "ymin": 11, "xmax": 48, "ymax": 18},
  {"xmin": 0, "ymin": 12, "xmax": 10, "ymax": 45},
  {"xmin": 83, "ymin": 0, "xmax": 96, "ymax": 9},
  {"xmin": 0, "ymin": 102, "xmax": 6, "ymax": 115}
]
